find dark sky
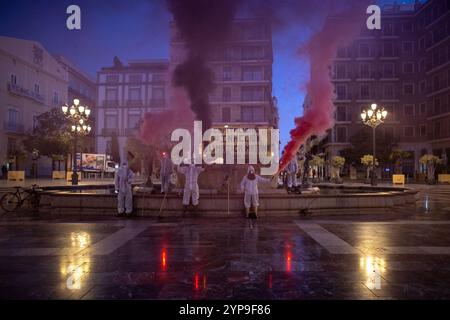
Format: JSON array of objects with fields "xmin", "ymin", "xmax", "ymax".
[{"xmin": 0, "ymin": 0, "xmax": 416, "ymax": 145}]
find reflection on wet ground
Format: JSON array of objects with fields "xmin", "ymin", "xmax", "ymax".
[{"xmin": 0, "ymin": 185, "xmax": 450, "ymax": 299}]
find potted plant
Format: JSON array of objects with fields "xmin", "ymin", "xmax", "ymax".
[
  {"xmin": 361, "ymin": 154, "xmax": 378, "ymax": 184},
  {"xmin": 310, "ymin": 155, "xmax": 325, "ymax": 182},
  {"xmin": 331, "ymin": 156, "xmax": 345, "ymax": 184},
  {"xmin": 419, "ymin": 154, "xmax": 441, "ymax": 184}
]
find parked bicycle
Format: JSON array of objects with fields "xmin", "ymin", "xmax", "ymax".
[{"xmin": 0, "ymin": 184, "xmax": 41, "ymax": 214}]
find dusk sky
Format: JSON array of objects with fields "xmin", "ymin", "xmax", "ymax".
[{"xmin": 0, "ymin": 0, "xmax": 416, "ymax": 146}]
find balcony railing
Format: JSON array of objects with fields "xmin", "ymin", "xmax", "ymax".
[
  {"xmin": 126, "ymin": 99, "xmax": 143, "ymax": 106},
  {"xmin": 3, "ymin": 122, "xmax": 25, "ymax": 134},
  {"xmin": 103, "ymin": 100, "xmax": 119, "ymax": 107},
  {"xmin": 7, "ymin": 83, "xmax": 45, "ymax": 103},
  {"xmin": 149, "ymin": 99, "xmax": 166, "ymax": 108},
  {"xmin": 101, "ymin": 128, "xmax": 120, "ymax": 136}
]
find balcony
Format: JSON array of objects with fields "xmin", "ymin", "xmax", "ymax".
[
  {"xmin": 101, "ymin": 128, "xmax": 120, "ymax": 136},
  {"xmin": 149, "ymin": 99, "xmax": 166, "ymax": 108},
  {"xmin": 102, "ymin": 100, "xmax": 119, "ymax": 107},
  {"xmin": 124, "ymin": 128, "xmax": 139, "ymax": 136},
  {"xmin": 3, "ymin": 122, "xmax": 25, "ymax": 134},
  {"xmin": 126, "ymin": 99, "xmax": 143, "ymax": 106},
  {"xmin": 7, "ymin": 83, "xmax": 45, "ymax": 104}
]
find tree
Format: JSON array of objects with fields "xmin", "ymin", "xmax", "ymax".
[
  {"xmin": 340, "ymin": 127, "xmax": 397, "ymax": 166},
  {"xmin": 23, "ymin": 108, "xmax": 72, "ymax": 157}
]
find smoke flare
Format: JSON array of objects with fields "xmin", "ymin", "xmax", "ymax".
[{"xmin": 278, "ymin": 0, "xmax": 370, "ymax": 173}]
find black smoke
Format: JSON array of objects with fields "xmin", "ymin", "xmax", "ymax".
[{"xmin": 167, "ymin": 0, "xmax": 240, "ymax": 130}]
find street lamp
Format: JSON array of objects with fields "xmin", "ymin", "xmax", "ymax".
[
  {"xmin": 361, "ymin": 103, "xmax": 388, "ymax": 186},
  {"xmin": 62, "ymin": 99, "xmax": 92, "ymax": 185}
]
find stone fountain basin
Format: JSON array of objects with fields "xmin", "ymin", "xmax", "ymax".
[{"xmin": 37, "ymin": 183, "xmax": 417, "ymax": 217}]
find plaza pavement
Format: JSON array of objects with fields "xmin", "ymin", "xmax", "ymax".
[{"xmin": 0, "ymin": 183, "xmax": 450, "ymax": 299}]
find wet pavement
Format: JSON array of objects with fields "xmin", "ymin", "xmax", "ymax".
[{"xmin": 1, "ymin": 185, "xmax": 450, "ymax": 299}]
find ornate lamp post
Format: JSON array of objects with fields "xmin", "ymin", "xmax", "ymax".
[
  {"xmin": 62, "ymin": 99, "xmax": 91, "ymax": 185},
  {"xmin": 361, "ymin": 103, "xmax": 388, "ymax": 186}
]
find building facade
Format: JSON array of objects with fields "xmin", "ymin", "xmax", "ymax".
[
  {"xmin": 326, "ymin": 0, "xmax": 450, "ymax": 175},
  {"xmin": 54, "ymin": 55, "xmax": 97, "ymax": 154},
  {"xmin": 0, "ymin": 36, "xmax": 68, "ymax": 176},
  {"xmin": 170, "ymin": 19, "xmax": 279, "ymax": 131},
  {"xmin": 96, "ymin": 58, "xmax": 170, "ymax": 162}
]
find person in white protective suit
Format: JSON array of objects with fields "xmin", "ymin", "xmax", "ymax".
[
  {"xmin": 114, "ymin": 161, "xmax": 134, "ymax": 216},
  {"xmin": 177, "ymin": 163, "xmax": 205, "ymax": 215},
  {"xmin": 160, "ymin": 151, "xmax": 173, "ymax": 194},
  {"xmin": 240, "ymin": 165, "xmax": 270, "ymax": 220},
  {"xmin": 286, "ymin": 157, "xmax": 299, "ymax": 193}
]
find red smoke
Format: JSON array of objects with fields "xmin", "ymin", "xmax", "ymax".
[
  {"xmin": 278, "ymin": 1, "xmax": 369, "ymax": 173},
  {"xmin": 139, "ymin": 85, "xmax": 195, "ymax": 148}
]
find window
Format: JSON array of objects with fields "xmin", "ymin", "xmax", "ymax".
[
  {"xmin": 336, "ymin": 106, "xmax": 347, "ymax": 121},
  {"xmin": 129, "ymin": 88, "xmax": 141, "ymax": 101},
  {"xmin": 419, "ymin": 37, "xmax": 425, "ymax": 50},
  {"xmin": 152, "ymin": 87, "xmax": 164, "ymax": 100},
  {"xmin": 224, "ymin": 47, "xmax": 239, "ymax": 60},
  {"xmin": 383, "ymin": 63, "xmax": 394, "ymax": 78},
  {"xmin": 106, "ymin": 88, "xmax": 118, "ymax": 101},
  {"xmin": 242, "ymin": 66, "xmax": 263, "ymax": 81},
  {"xmin": 336, "ymin": 84, "xmax": 347, "ymax": 100},
  {"xmin": 222, "ymin": 87, "xmax": 231, "ymax": 102},
  {"xmin": 360, "ymin": 84, "xmax": 370, "ymax": 99},
  {"xmin": 152, "ymin": 74, "xmax": 164, "ymax": 82},
  {"xmin": 434, "ymin": 121, "xmax": 441, "ymax": 138},
  {"xmin": 404, "ymin": 104, "xmax": 414, "ymax": 115},
  {"xmin": 241, "ymin": 106, "xmax": 264, "ymax": 122},
  {"xmin": 241, "ymin": 86, "xmax": 264, "ymax": 101},
  {"xmin": 402, "ymin": 41, "xmax": 413, "ymax": 54},
  {"xmin": 404, "ymin": 126, "xmax": 414, "ymax": 137},
  {"xmin": 33, "ymin": 115, "xmax": 38, "ymax": 130},
  {"xmin": 10, "ymin": 74, "xmax": 17, "ymax": 85},
  {"xmin": 8, "ymin": 108, "xmax": 18, "ymax": 129},
  {"xmin": 337, "ymin": 47, "xmax": 348, "ymax": 58},
  {"xmin": 383, "ymin": 43, "xmax": 394, "ymax": 57},
  {"xmin": 129, "ymin": 74, "xmax": 142, "ymax": 83},
  {"xmin": 420, "ymin": 125, "xmax": 426, "ymax": 137},
  {"xmin": 335, "ymin": 64, "xmax": 347, "ymax": 78},
  {"xmin": 34, "ymin": 83, "xmax": 40, "ymax": 94},
  {"xmin": 359, "ymin": 43, "xmax": 370, "ymax": 57},
  {"xmin": 105, "ymin": 114, "xmax": 118, "ymax": 129},
  {"xmin": 382, "ymin": 22, "xmax": 393, "ymax": 36},
  {"xmin": 420, "ymin": 103, "xmax": 426, "ymax": 114},
  {"xmin": 222, "ymin": 107, "xmax": 231, "ymax": 122},
  {"xmin": 420, "ymin": 80, "xmax": 426, "ymax": 93},
  {"xmin": 106, "ymin": 75, "xmax": 119, "ymax": 83},
  {"xmin": 434, "ymin": 75, "xmax": 441, "ymax": 91},
  {"xmin": 359, "ymin": 63, "xmax": 370, "ymax": 78},
  {"xmin": 434, "ymin": 98, "xmax": 441, "ymax": 114},
  {"xmin": 336, "ymin": 127, "xmax": 347, "ymax": 142},
  {"xmin": 223, "ymin": 66, "xmax": 232, "ymax": 81},
  {"xmin": 402, "ymin": 22, "xmax": 413, "ymax": 33},
  {"xmin": 403, "ymin": 62, "xmax": 414, "ymax": 73},
  {"xmin": 403, "ymin": 83, "xmax": 414, "ymax": 95},
  {"xmin": 52, "ymin": 92, "xmax": 59, "ymax": 104},
  {"xmin": 419, "ymin": 59, "xmax": 425, "ymax": 72},
  {"xmin": 127, "ymin": 113, "xmax": 141, "ymax": 129},
  {"xmin": 242, "ymin": 46, "xmax": 264, "ymax": 60},
  {"xmin": 383, "ymin": 84, "xmax": 394, "ymax": 99}
]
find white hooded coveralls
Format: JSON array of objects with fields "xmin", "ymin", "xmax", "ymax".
[
  {"xmin": 114, "ymin": 164, "xmax": 134, "ymax": 214},
  {"xmin": 287, "ymin": 158, "xmax": 299, "ymax": 188},
  {"xmin": 240, "ymin": 166, "xmax": 270, "ymax": 209},
  {"xmin": 178, "ymin": 165, "xmax": 204, "ymax": 206},
  {"xmin": 160, "ymin": 155, "xmax": 173, "ymax": 193}
]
